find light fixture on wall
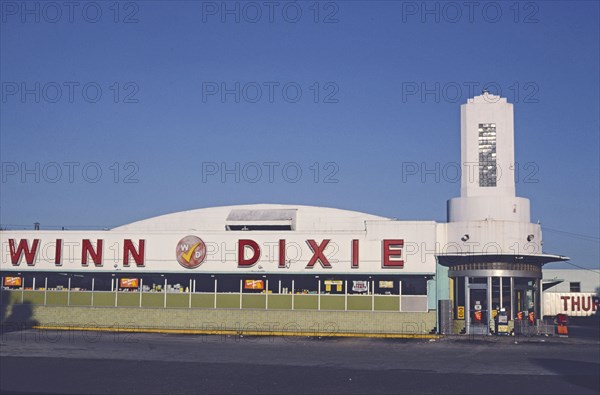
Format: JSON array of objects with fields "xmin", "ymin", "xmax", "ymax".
[
  {"xmin": 461, "ymin": 234, "xmax": 470, "ymax": 242},
  {"xmin": 527, "ymin": 234, "xmax": 534, "ymax": 242}
]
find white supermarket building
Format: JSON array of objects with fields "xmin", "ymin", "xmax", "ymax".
[{"xmin": 2, "ymin": 93, "xmax": 594, "ymax": 336}]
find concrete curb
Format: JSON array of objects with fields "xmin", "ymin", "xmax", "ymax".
[{"xmin": 31, "ymin": 325, "xmax": 440, "ymax": 339}]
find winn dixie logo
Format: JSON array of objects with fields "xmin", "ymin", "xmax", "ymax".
[
  {"xmin": 176, "ymin": 236, "xmax": 207, "ymax": 269},
  {"xmin": 4, "ymin": 238, "xmax": 406, "ymax": 269}
]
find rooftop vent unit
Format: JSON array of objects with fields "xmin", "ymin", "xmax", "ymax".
[{"xmin": 225, "ymin": 209, "xmax": 297, "ymax": 231}]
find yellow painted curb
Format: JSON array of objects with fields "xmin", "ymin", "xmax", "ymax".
[{"xmin": 32, "ymin": 325, "xmax": 439, "ymax": 339}]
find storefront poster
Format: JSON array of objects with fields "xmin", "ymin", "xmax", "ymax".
[
  {"xmin": 244, "ymin": 279, "xmax": 264, "ymax": 290},
  {"xmin": 352, "ymin": 281, "xmax": 368, "ymax": 292},
  {"xmin": 325, "ymin": 280, "xmax": 343, "ymax": 292},
  {"xmin": 120, "ymin": 278, "xmax": 139, "ymax": 288},
  {"xmin": 3, "ymin": 277, "xmax": 22, "ymax": 287}
]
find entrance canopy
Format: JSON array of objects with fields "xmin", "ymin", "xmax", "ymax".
[
  {"xmin": 437, "ymin": 253, "xmax": 569, "ymax": 266},
  {"xmin": 437, "ymin": 253, "xmax": 569, "ymax": 279}
]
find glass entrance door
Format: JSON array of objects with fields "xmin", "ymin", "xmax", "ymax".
[
  {"xmin": 514, "ymin": 278, "xmax": 536, "ymax": 320},
  {"xmin": 468, "ymin": 280, "xmax": 488, "ymax": 335}
]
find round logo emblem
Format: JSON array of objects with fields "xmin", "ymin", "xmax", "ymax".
[{"xmin": 176, "ymin": 235, "xmax": 207, "ymax": 269}]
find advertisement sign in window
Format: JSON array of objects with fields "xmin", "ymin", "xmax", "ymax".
[
  {"xmin": 457, "ymin": 306, "xmax": 465, "ymax": 320},
  {"xmin": 120, "ymin": 278, "xmax": 139, "ymax": 288},
  {"xmin": 244, "ymin": 280, "xmax": 264, "ymax": 290},
  {"xmin": 3, "ymin": 277, "xmax": 22, "ymax": 287},
  {"xmin": 324, "ymin": 280, "xmax": 343, "ymax": 292},
  {"xmin": 352, "ymin": 280, "xmax": 368, "ymax": 292}
]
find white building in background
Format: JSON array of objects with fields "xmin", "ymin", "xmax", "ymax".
[
  {"xmin": 543, "ymin": 269, "xmax": 600, "ymax": 317},
  {"xmin": 1, "ymin": 92, "xmax": 573, "ymax": 333}
]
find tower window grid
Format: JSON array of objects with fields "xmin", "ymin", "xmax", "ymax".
[{"xmin": 478, "ymin": 123, "xmax": 497, "ymax": 187}]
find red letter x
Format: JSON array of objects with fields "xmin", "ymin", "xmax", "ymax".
[{"xmin": 306, "ymin": 239, "xmax": 332, "ymax": 268}]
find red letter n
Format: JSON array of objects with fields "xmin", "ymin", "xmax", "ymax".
[
  {"xmin": 82, "ymin": 239, "xmax": 103, "ymax": 266},
  {"xmin": 123, "ymin": 239, "xmax": 145, "ymax": 267}
]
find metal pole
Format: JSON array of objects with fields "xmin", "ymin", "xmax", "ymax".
[
  {"xmin": 539, "ymin": 278, "xmax": 544, "ymax": 320},
  {"xmin": 371, "ymin": 280, "xmax": 375, "ymax": 311},
  {"xmin": 68, "ymin": 277, "xmax": 71, "ymax": 306},
  {"xmin": 90, "ymin": 277, "xmax": 94, "ymax": 306},
  {"xmin": 239, "ymin": 279, "xmax": 242, "ymax": 309},
  {"xmin": 535, "ymin": 278, "xmax": 541, "ymax": 321},
  {"xmin": 465, "ymin": 277, "xmax": 470, "ymax": 335},
  {"xmin": 140, "ymin": 278, "xmax": 143, "ymax": 308},
  {"xmin": 188, "ymin": 278, "xmax": 192, "ymax": 309},
  {"xmin": 499, "ymin": 277, "xmax": 503, "ymax": 309},
  {"xmin": 318, "ymin": 280, "xmax": 321, "ymax": 311},
  {"xmin": 115, "ymin": 278, "xmax": 119, "ymax": 307},
  {"xmin": 21, "ymin": 277, "xmax": 24, "ymax": 304},
  {"xmin": 399, "ymin": 281, "xmax": 402, "ymax": 312},
  {"xmin": 487, "ymin": 276, "xmax": 492, "ymax": 334},
  {"xmin": 510, "ymin": 277, "xmax": 515, "ymax": 319},
  {"xmin": 163, "ymin": 278, "xmax": 167, "ymax": 308},
  {"xmin": 455, "ymin": 277, "xmax": 458, "ymax": 314},
  {"xmin": 344, "ymin": 280, "xmax": 348, "ymax": 311},
  {"xmin": 44, "ymin": 277, "xmax": 48, "ymax": 305},
  {"xmin": 278, "ymin": 280, "xmax": 281, "ymax": 294},
  {"xmin": 292, "ymin": 280, "xmax": 295, "ymax": 310},
  {"xmin": 214, "ymin": 278, "xmax": 217, "ymax": 309},
  {"xmin": 266, "ymin": 280, "xmax": 269, "ymax": 310},
  {"xmin": 33, "ymin": 277, "xmax": 36, "ymax": 291}
]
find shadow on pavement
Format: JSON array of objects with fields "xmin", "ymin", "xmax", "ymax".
[
  {"xmin": 566, "ymin": 316, "xmax": 600, "ymax": 340},
  {"xmin": 1, "ymin": 290, "xmax": 39, "ymax": 335},
  {"xmin": 531, "ymin": 358, "xmax": 600, "ymax": 392}
]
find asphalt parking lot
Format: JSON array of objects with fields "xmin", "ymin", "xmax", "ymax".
[{"xmin": 1, "ymin": 327, "xmax": 599, "ymax": 395}]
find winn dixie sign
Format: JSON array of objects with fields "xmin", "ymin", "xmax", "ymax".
[{"xmin": 1, "ymin": 235, "xmax": 428, "ymax": 273}]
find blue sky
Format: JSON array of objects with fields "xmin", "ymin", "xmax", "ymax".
[{"xmin": 1, "ymin": 1, "xmax": 598, "ymax": 269}]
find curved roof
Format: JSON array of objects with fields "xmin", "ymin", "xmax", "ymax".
[{"xmin": 111, "ymin": 204, "xmax": 390, "ymax": 232}]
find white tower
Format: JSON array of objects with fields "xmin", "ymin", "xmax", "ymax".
[
  {"xmin": 448, "ymin": 92, "xmax": 530, "ymax": 223},
  {"xmin": 440, "ymin": 93, "xmax": 567, "ymax": 334}
]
